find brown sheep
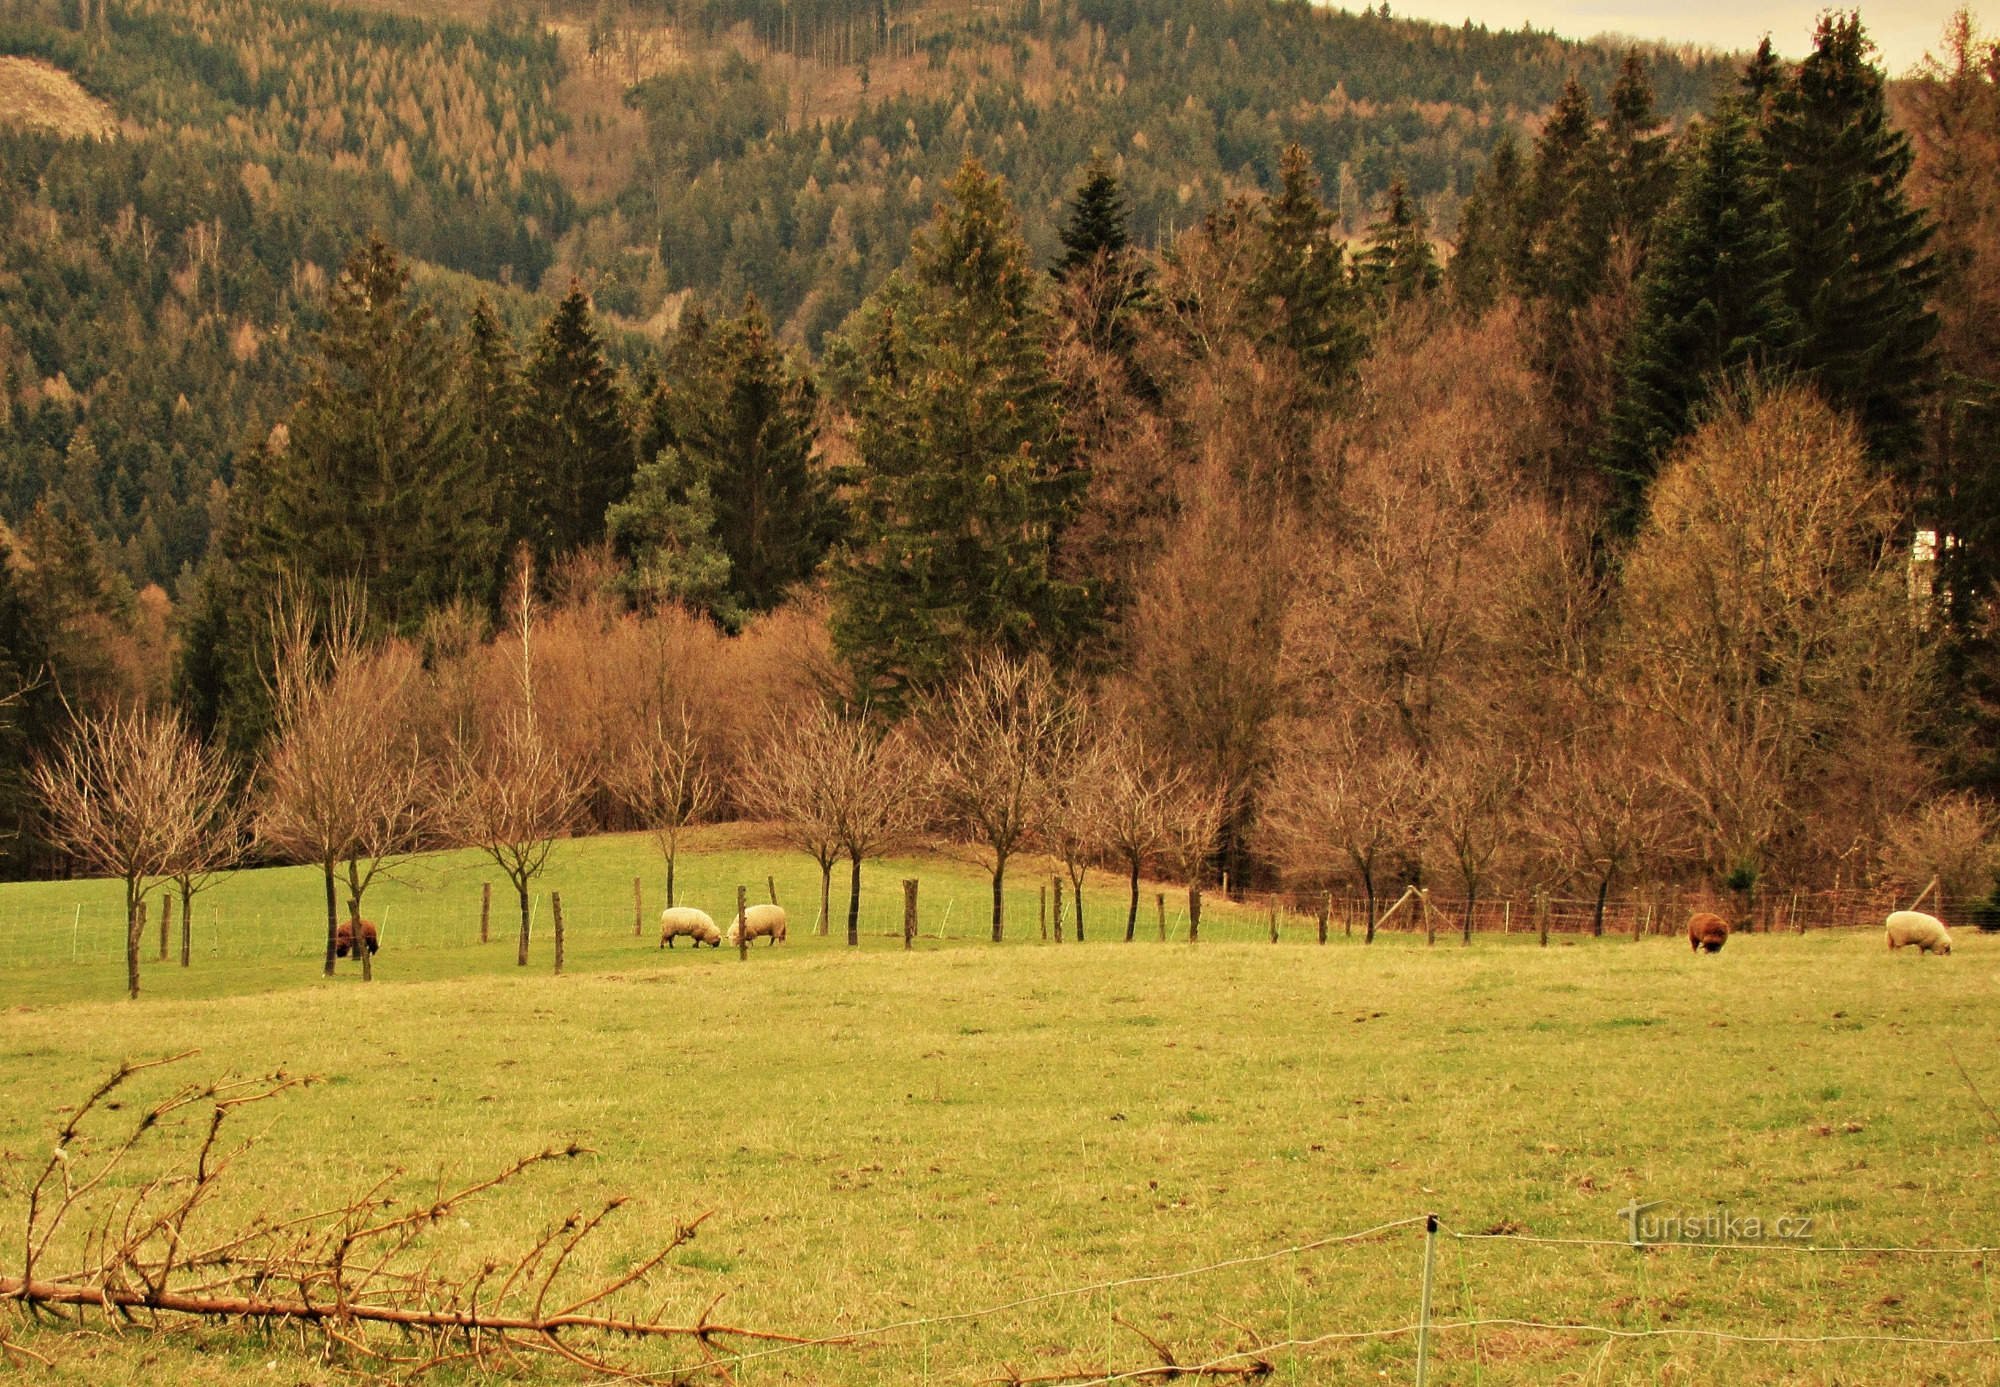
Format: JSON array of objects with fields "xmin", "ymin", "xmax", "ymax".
[
  {"xmin": 1687, "ymin": 911, "xmax": 1729, "ymax": 953},
  {"xmin": 334, "ymin": 919, "xmax": 379, "ymax": 957}
]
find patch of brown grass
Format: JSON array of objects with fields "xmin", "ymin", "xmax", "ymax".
[{"xmin": 0, "ymin": 56, "xmax": 118, "ymax": 140}]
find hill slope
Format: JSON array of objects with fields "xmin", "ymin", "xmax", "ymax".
[{"xmin": 0, "ymin": 0, "xmax": 1731, "ymax": 589}]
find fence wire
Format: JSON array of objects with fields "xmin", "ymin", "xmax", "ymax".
[{"xmin": 672, "ymin": 1211, "xmax": 2000, "ymax": 1384}]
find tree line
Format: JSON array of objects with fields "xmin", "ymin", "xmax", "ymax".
[{"xmin": 9, "ymin": 10, "xmax": 2000, "ymax": 940}]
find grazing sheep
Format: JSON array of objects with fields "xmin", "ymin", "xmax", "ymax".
[
  {"xmin": 726, "ymin": 903, "xmax": 788, "ymax": 947},
  {"xmin": 1687, "ymin": 911, "xmax": 1730, "ymax": 953},
  {"xmin": 658, "ymin": 906, "xmax": 721, "ymax": 949},
  {"xmin": 1885, "ymin": 910, "xmax": 1952, "ymax": 955},
  {"xmin": 334, "ymin": 919, "xmax": 379, "ymax": 957}
]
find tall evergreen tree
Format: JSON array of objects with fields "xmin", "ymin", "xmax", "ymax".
[
  {"xmin": 518, "ymin": 284, "xmax": 634, "ymax": 567},
  {"xmin": 1448, "ymin": 132, "xmax": 1524, "ymax": 312},
  {"xmin": 1601, "ymin": 102, "xmax": 1797, "ymax": 522},
  {"xmin": 463, "ymin": 295, "xmax": 527, "ymax": 605},
  {"xmin": 606, "ymin": 443, "xmax": 739, "ymax": 623},
  {"xmin": 1252, "ymin": 144, "xmax": 1364, "ymax": 393},
  {"xmin": 833, "ymin": 159, "xmax": 1093, "ymax": 706},
  {"xmin": 0, "ymin": 530, "xmax": 58, "ymax": 874},
  {"xmin": 702, "ymin": 299, "xmax": 832, "ymax": 613},
  {"xmin": 1055, "ymin": 160, "xmax": 1132, "ymax": 275},
  {"xmin": 1515, "ymin": 76, "xmax": 1608, "ymax": 308},
  {"xmin": 1762, "ymin": 13, "xmax": 1939, "ymax": 474},
  {"xmin": 1604, "ymin": 50, "xmax": 1672, "ymax": 246},
  {"xmin": 1053, "ymin": 160, "xmax": 1153, "ymax": 391},
  {"xmin": 256, "ymin": 235, "xmax": 491, "ymax": 631},
  {"xmin": 1357, "ymin": 175, "xmax": 1440, "ymax": 306}
]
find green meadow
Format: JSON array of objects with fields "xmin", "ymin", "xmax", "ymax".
[{"xmin": 2, "ymin": 830, "xmax": 1997, "ymax": 1384}]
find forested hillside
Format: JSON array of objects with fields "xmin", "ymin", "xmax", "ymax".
[
  {"xmin": 0, "ymin": 0, "xmax": 1729, "ymax": 600},
  {"xmin": 0, "ymin": 0, "xmax": 567, "ymax": 599},
  {"xmin": 6, "ymin": 0, "xmax": 1997, "ymax": 923}
]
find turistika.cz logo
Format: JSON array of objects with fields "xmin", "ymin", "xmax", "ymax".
[{"xmin": 1617, "ymin": 1200, "xmax": 1815, "ymax": 1247}]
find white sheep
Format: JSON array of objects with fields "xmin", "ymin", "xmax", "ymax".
[
  {"xmin": 658, "ymin": 906, "xmax": 721, "ymax": 949},
  {"xmin": 726, "ymin": 903, "xmax": 788, "ymax": 947},
  {"xmin": 1885, "ymin": 910, "xmax": 1953, "ymax": 956}
]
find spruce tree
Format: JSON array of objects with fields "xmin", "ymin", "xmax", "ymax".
[
  {"xmin": 257, "ymin": 235, "xmax": 490, "ymax": 631},
  {"xmin": 518, "ymin": 283, "xmax": 634, "ymax": 566},
  {"xmin": 1762, "ymin": 14, "xmax": 1938, "ymax": 474},
  {"xmin": 1515, "ymin": 76, "xmax": 1610, "ymax": 309},
  {"xmin": 682, "ymin": 296, "xmax": 834, "ymax": 615},
  {"xmin": 1448, "ymin": 132, "xmax": 1524, "ymax": 312},
  {"xmin": 1053, "ymin": 160, "xmax": 1152, "ymax": 390},
  {"xmin": 1604, "ymin": 50, "xmax": 1672, "ymax": 244},
  {"xmin": 833, "ymin": 159, "xmax": 1092, "ymax": 706},
  {"xmin": 1357, "ymin": 175, "xmax": 1440, "ymax": 306},
  {"xmin": 1252, "ymin": 144, "xmax": 1364, "ymax": 393},
  {"xmin": 1055, "ymin": 160, "xmax": 1132, "ymax": 276},
  {"xmin": 463, "ymin": 296, "xmax": 527, "ymax": 605},
  {"xmin": 1601, "ymin": 102, "xmax": 1797, "ymax": 523}
]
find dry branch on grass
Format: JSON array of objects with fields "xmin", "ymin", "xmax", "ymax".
[
  {"xmin": 981, "ymin": 1315, "xmax": 1274, "ymax": 1384},
  {"xmin": 1, "ymin": 1053, "xmax": 839, "ymax": 1380}
]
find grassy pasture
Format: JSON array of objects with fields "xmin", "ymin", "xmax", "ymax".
[{"xmin": 1, "ymin": 834, "xmax": 1998, "ymax": 1385}]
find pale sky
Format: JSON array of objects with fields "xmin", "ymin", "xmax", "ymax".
[{"xmin": 1381, "ymin": 1, "xmax": 1974, "ymax": 74}]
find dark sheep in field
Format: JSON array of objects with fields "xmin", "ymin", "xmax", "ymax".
[
  {"xmin": 335, "ymin": 919, "xmax": 380, "ymax": 957},
  {"xmin": 1687, "ymin": 912, "xmax": 1729, "ymax": 953}
]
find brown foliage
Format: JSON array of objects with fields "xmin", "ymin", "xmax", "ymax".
[
  {"xmin": 1612, "ymin": 384, "xmax": 1933, "ymax": 884},
  {"xmin": 254, "ymin": 589, "xmax": 430, "ymax": 980},
  {"xmin": 30, "ymin": 703, "xmax": 236, "ymax": 998},
  {"xmin": 914, "ymin": 653, "xmax": 1084, "ymax": 941}
]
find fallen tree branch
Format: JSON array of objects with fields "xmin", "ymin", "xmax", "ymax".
[
  {"xmin": 2, "ymin": 1053, "xmax": 848, "ymax": 1379},
  {"xmin": 979, "ymin": 1316, "xmax": 1275, "ymax": 1384}
]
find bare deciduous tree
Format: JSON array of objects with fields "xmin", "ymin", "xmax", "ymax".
[
  {"xmin": 256, "ymin": 591, "xmax": 429, "ymax": 981},
  {"xmin": 1260, "ymin": 718, "xmax": 1429, "ymax": 943},
  {"xmin": 1613, "ymin": 385, "xmax": 1931, "ymax": 891},
  {"xmin": 443, "ymin": 709, "xmax": 587, "ymax": 966},
  {"xmin": 1161, "ymin": 779, "xmax": 1224, "ymax": 943},
  {"xmin": 737, "ymin": 706, "xmax": 846, "ymax": 936},
  {"xmin": 1525, "ymin": 719, "xmax": 1676, "ymax": 936},
  {"xmin": 1043, "ymin": 727, "xmax": 1114, "ymax": 943},
  {"xmin": 1427, "ymin": 733, "xmax": 1524, "ymax": 944},
  {"xmin": 1093, "ymin": 724, "xmax": 1185, "ymax": 942},
  {"xmin": 162, "ymin": 776, "xmax": 245, "ymax": 969},
  {"xmin": 1878, "ymin": 791, "xmax": 1997, "ymax": 910},
  {"xmin": 829, "ymin": 716, "xmax": 917, "ymax": 947},
  {"xmin": 607, "ymin": 701, "xmax": 717, "ymax": 909},
  {"xmin": 915, "ymin": 655, "xmax": 1083, "ymax": 942},
  {"xmin": 32, "ymin": 706, "xmax": 235, "ymax": 998}
]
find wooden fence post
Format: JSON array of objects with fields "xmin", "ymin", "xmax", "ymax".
[
  {"xmin": 1537, "ymin": 891, "xmax": 1549, "ymax": 948},
  {"xmin": 552, "ymin": 892, "xmax": 564, "ymax": 975},
  {"xmin": 1318, "ymin": 893, "xmax": 1329, "ymax": 945},
  {"xmin": 768, "ymin": 875, "xmax": 779, "ymax": 905},
  {"xmin": 737, "ymin": 885, "xmax": 748, "ymax": 961},
  {"xmin": 1039, "ymin": 884, "xmax": 1048, "ymax": 941},
  {"xmin": 1188, "ymin": 884, "xmax": 1201, "ymax": 945},
  {"xmin": 633, "ymin": 877, "xmax": 643, "ymax": 936},
  {"xmin": 161, "ymin": 895, "xmax": 173, "ymax": 963},
  {"xmin": 1156, "ymin": 892, "xmax": 1166, "ymax": 942},
  {"xmin": 1053, "ymin": 876, "xmax": 1065, "ymax": 944},
  {"xmin": 1269, "ymin": 906, "xmax": 1278, "ymax": 944},
  {"xmin": 903, "ymin": 879, "xmax": 917, "ymax": 951},
  {"xmin": 1424, "ymin": 889, "xmax": 1437, "ymax": 947},
  {"xmin": 481, "ymin": 882, "xmax": 491, "ymax": 945}
]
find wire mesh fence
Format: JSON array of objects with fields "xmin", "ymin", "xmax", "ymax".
[{"xmin": 0, "ymin": 878, "xmax": 1944, "ymax": 974}]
